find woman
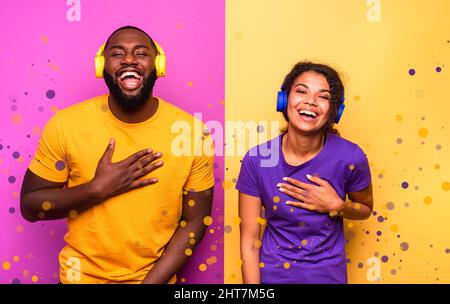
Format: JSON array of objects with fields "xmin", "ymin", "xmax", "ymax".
[{"xmin": 236, "ymin": 62, "xmax": 373, "ymax": 284}]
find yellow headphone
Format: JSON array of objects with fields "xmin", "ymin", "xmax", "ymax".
[{"xmin": 94, "ymin": 41, "xmax": 166, "ymax": 78}]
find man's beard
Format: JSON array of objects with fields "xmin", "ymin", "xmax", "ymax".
[{"xmin": 104, "ymin": 69, "xmax": 157, "ymax": 113}]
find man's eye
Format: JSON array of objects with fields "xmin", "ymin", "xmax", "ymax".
[
  {"xmin": 136, "ymin": 53, "xmax": 148, "ymax": 57},
  {"xmin": 111, "ymin": 53, "xmax": 123, "ymax": 57}
]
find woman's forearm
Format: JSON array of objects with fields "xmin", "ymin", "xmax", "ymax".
[{"xmin": 240, "ymin": 240, "xmax": 261, "ymax": 284}]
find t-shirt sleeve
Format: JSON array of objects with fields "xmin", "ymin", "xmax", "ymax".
[
  {"xmin": 235, "ymin": 151, "xmax": 260, "ymax": 197},
  {"xmin": 183, "ymin": 132, "xmax": 215, "ymax": 192},
  {"xmin": 28, "ymin": 113, "xmax": 69, "ymax": 183},
  {"xmin": 347, "ymin": 145, "xmax": 372, "ymax": 192}
]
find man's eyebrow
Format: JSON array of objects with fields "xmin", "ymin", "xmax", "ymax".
[{"xmin": 108, "ymin": 44, "xmax": 150, "ymax": 51}]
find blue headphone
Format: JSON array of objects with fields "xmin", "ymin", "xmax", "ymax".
[{"xmin": 276, "ymin": 86, "xmax": 346, "ymax": 124}]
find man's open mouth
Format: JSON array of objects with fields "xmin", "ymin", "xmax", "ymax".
[
  {"xmin": 298, "ymin": 109, "xmax": 318, "ymax": 121},
  {"xmin": 117, "ymin": 70, "xmax": 143, "ymax": 91}
]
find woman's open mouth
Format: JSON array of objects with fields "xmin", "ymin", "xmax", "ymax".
[{"xmin": 298, "ymin": 109, "xmax": 318, "ymax": 122}]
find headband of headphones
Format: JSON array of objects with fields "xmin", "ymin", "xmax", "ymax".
[{"xmin": 94, "ymin": 40, "xmax": 166, "ymax": 78}]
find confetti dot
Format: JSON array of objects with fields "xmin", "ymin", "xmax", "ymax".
[
  {"xmin": 210, "ymin": 244, "xmax": 217, "ymax": 251},
  {"xmin": 347, "ymin": 222, "xmax": 354, "ymax": 229},
  {"xmin": 69, "ymin": 210, "xmax": 78, "ymax": 219},
  {"xmin": 401, "ymin": 182, "xmax": 409, "ymax": 189},
  {"xmin": 55, "ymin": 160, "xmax": 66, "ymax": 171},
  {"xmin": 100, "ymin": 104, "xmax": 108, "ymax": 112},
  {"xmin": 184, "ymin": 248, "xmax": 192, "ymax": 256},
  {"xmin": 9, "ymin": 207, "xmax": 15, "ymax": 214},
  {"xmin": 254, "ymin": 240, "xmax": 262, "ymax": 249},
  {"xmin": 256, "ymin": 125, "xmax": 264, "ymax": 133},
  {"xmin": 436, "ymin": 66, "xmax": 442, "ymax": 73},
  {"xmin": 2, "ymin": 262, "xmax": 11, "ymax": 270},
  {"xmin": 273, "ymin": 196, "xmax": 280, "ymax": 203},
  {"xmin": 396, "ymin": 138, "xmax": 403, "ymax": 144},
  {"xmin": 408, "ymin": 68, "xmax": 416, "ymax": 76},
  {"xmin": 16, "ymin": 225, "xmax": 24, "ymax": 233},
  {"xmin": 199, "ymin": 264, "xmax": 207, "ymax": 271},
  {"xmin": 272, "ymin": 205, "xmax": 278, "ymax": 211},
  {"xmin": 259, "ymin": 263, "xmax": 265, "ymax": 268},
  {"xmin": 206, "ymin": 256, "xmax": 217, "ymax": 265},
  {"xmin": 224, "ymin": 225, "xmax": 232, "ymax": 233},
  {"xmin": 445, "ymin": 249, "xmax": 450, "ymax": 254},
  {"xmin": 377, "ymin": 216, "xmax": 384, "ymax": 223},
  {"xmin": 188, "ymin": 199, "xmax": 195, "ymax": 207},
  {"xmin": 442, "ymin": 182, "xmax": 450, "ymax": 191},
  {"xmin": 12, "ymin": 278, "xmax": 21, "ymax": 284},
  {"xmin": 354, "ymin": 95, "xmax": 360, "ymax": 102},
  {"xmin": 423, "ymin": 196, "xmax": 432, "ymax": 205},
  {"xmin": 8, "ymin": 176, "xmax": 16, "ymax": 184},
  {"xmin": 349, "ymin": 164, "xmax": 355, "ymax": 171},
  {"xmin": 180, "ymin": 277, "xmax": 186, "ymax": 283},
  {"xmin": 435, "ymin": 144, "xmax": 442, "ymax": 150},
  {"xmin": 418, "ymin": 128, "xmax": 428, "ymax": 138},
  {"xmin": 203, "ymin": 216, "xmax": 213, "ymax": 226},
  {"xmin": 12, "ymin": 151, "xmax": 20, "ymax": 159},
  {"xmin": 301, "ymin": 239, "xmax": 308, "ymax": 246},
  {"xmin": 391, "ymin": 269, "xmax": 397, "ymax": 275},
  {"xmin": 357, "ymin": 262, "xmax": 364, "ymax": 268},
  {"xmin": 386, "ymin": 202, "xmax": 395, "ymax": 210},
  {"xmin": 31, "ymin": 275, "xmax": 38, "ymax": 283},
  {"xmin": 283, "ymin": 262, "xmax": 290, "ymax": 269},
  {"xmin": 187, "ymin": 81, "xmax": 193, "ymax": 87},
  {"xmin": 395, "ymin": 114, "xmax": 403, "ymax": 122},
  {"xmin": 13, "ymin": 256, "xmax": 20, "ymax": 262},
  {"xmin": 189, "ymin": 232, "xmax": 195, "ymax": 238},
  {"xmin": 400, "ymin": 242, "xmax": 409, "ymax": 251},
  {"xmin": 42, "ymin": 201, "xmax": 52, "ymax": 211},
  {"xmin": 46, "ymin": 90, "xmax": 55, "ymax": 99},
  {"xmin": 381, "ymin": 256, "xmax": 389, "ymax": 263},
  {"xmin": 179, "ymin": 220, "xmax": 187, "ymax": 228}
]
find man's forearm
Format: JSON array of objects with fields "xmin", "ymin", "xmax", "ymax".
[
  {"xmin": 21, "ymin": 181, "xmax": 104, "ymax": 222},
  {"xmin": 142, "ymin": 219, "xmax": 207, "ymax": 284}
]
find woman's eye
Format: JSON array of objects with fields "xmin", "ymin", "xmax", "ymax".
[
  {"xmin": 320, "ymin": 96, "xmax": 330, "ymax": 100},
  {"xmin": 296, "ymin": 90, "xmax": 306, "ymax": 94}
]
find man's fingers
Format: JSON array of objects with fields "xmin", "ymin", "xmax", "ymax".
[
  {"xmin": 100, "ymin": 138, "xmax": 115, "ymax": 162},
  {"xmin": 134, "ymin": 161, "xmax": 164, "ymax": 179},
  {"xmin": 132, "ymin": 152, "xmax": 162, "ymax": 171},
  {"xmin": 129, "ymin": 178, "xmax": 159, "ymax": 190},
  {"xmin": 121, "ymin": 148, "xmax": 154, "ymax": 166}
]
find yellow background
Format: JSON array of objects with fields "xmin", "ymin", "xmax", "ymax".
[{"xmin": 225, "ymin": 0, "xmax": 450, "ymax": 283}]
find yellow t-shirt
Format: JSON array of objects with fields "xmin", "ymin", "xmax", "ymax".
[{"xmin": 28, "ymin": 94, "xmax": 214, "ymax": 284}]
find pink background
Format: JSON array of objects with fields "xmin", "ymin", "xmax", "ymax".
[{"xmin": 0, "ymin": 0, "xmax": 224, "ymax": 284}]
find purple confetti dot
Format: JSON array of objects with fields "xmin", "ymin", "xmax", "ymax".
[
  {"xmin": 46, "ymin": 89, "xmax": 55, "ymax": 99},
  {"xmin": 8, "ymin": 176, "xmax": 16, "ymax": 183},
  {"xmin": 0, "ymin": 144, "xmax": 3, "ymax": 151},
  {"xmin": 358, "ymin": 263, "xmax": 364, "ymax": 268},
  {"xmin": 55, "ymin": 160, "xmax": 66, "ymax": 171},
  {"xmin": 401, "ymin": 181, "xmax": 409, "ymax": 189},
  {"xmin": 377, "ymin": 216, "xmax": 384, "ymax": 223},
  {"xmin": 12, "ymin": 278, "xmax": 21, "ymax": 284},
  {"xmin": 26, "ymin": 134, "xmax": 31, "ymax": 138},
  {"xmin": 11, "ymin": 105, "xmax": 17, "ymax": 111},
  {"xmin": 436, "ymin": 67, "xmax": 442, "ymax": 73},
  {"xmin": 24, "ymin": 92, "xmax": 28, "ymax": 95},
  {"xmin": 214, "ymin": 177, "xmax": 221, "ymax": 183},
  {"xmin": 12, "ymin": 151, "xmax": 20, "ymax": 159},
  {"xmin": 38, "ymin": 106, "xmax": 44, "ymax": 112},
  {"xmin": 377, "ymin": 231, "xmax": 382, "ymax": 236},
  {"xmin": 372, "ymin": 211, "xmax": 377, "ymax": 216},
  {"xmin": 9, "ymin": 207, "xmax": 15, "ymax": 214},
  {"xmin": 409, "ymin": 68, "xmax": 416, "ymax": 76},
  {"xmin": 445, "ymin": 248, "xmax": 449, "ymax": 254},
  {"xmin": 381, "ymin": 256, "xmax": 389, "ymax": 263}
]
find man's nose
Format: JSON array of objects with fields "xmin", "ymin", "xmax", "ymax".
[{"xmin": 122, "ymin": 53, "xmax": 138, "ymax": 65}]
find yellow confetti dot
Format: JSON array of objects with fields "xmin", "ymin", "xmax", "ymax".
[
  {"xmin": 69, "ymin": 210, "xmax": 78, "ymax": 219},
  {"xmin": 259, "ymin": 262, "xmax": 265, "ymax": 268},
  {"xmin": 187, "ymin": 81, "xmax": 193, "ymax": 87},
  {"xmin": 256, "ymin": 216, "xmax": 267, "ymax": 225},
  {"xmin": 301, "ymin": 239, "xmax": 308, "ymax": 246},
  {"xmin": 349, "ymin": 164, "xmax": 355, "ymax": 171},
  {"xmin": 273, "ymin": 196, "xmax": 280, "ymax": 203},
  {"xmin": 180, "ymin": 277, "xmax": 186, "ymax": 283},
  {"xmin": 180, "ymin": 220, "xmax": 187, "ymax": 227},
  {"xmin": 206, "ymin": 256, "xmax": 217, "ymax": 265},
  {"xmin": 189, "ymin": 232, "xmax": 195, "ymax": 238},
  {"xmin": 188, "ymin": 200, "xmax": 195, "ymax": 207},
  {"xmin": 203, "ymin": 216, "xmax": 213, "ymax": 226},
  {"xmin": 442, "ymin": 182, "xmax": 450, "ymax": 191},
  {"xmin": 348, "ymin": 223, "xmax": 354, "ymax": 229},
  {"xmin": 254, "ymin": 240, "xmax": 262, "ymax": 248},
  {"xmin": 38, "ymin": 212, "xmax": 45, "ymax": 219},
  {"xmin": 418, "ymin": 128, "xmax": 428, "ymax": 138},
  {"xmin": 272, "ymin": 205, "xmax": 278, "ymax": 211},
  {"xmin": 199, "ymin": 264, "xmax": 207, "ymax": 271},
  {"xmin": 210, "ymin": 244, "xmax": 217, "ymax": 251},
  {"xmin": 40, "ymin": 35, "xmax": 48, "ymax": 44},
  {"xmin": 233, "ymin": 216, "xmax": 241, "ymax": 225},
  {"xmin": 435, "ymin": 164, "xmax": 440, "ymax": 170},
  {"xmin": 16, "ymin": 225, "xmax": 24, "ymax": 233},
  {"xmin": 12, "ymin": 113, "xmax": 22, "ymax": 124},
  {"xmin": 22, "ymin": 270, "xmax": 30, "ymax": 278},
  {"xmin": 13, "ymin": 256, "xmax": 20, "ymax": 262},
  {"xmin": 395, "ymin": 114, "xmax": 403, "ymax": 122},
  {"xmin": 283, "ymin": 262, "xmax": 291, "ymax": 269},
  {"xmin": 2, "ymin": 262, "xmax": 11, "ymax": 270},
  {"xmin": 329, "ymin": 211, "xmax": 338, "ymax": 217},
  {"xmin": 390, "ymin": 224, "xmax": 399, "ymax": 232},
  {"xmin": 424, "ymin": 196, "xmax": 432, "ymax": 205},
  {"xmin": 353, "ymin": 203, "xmax": 361, "ymax": 210},
  {"xmin": 209, "ymin": 228, "xmax": 215, "ymax": 234},
  {"xmin": 184, "ymin": 248, "xmax": 192, "ymax": 256},
  {"xmin": 290, "ymin": 208, "xmax": 294, "ymax": 213},
  {"xmin": 354, "ymin": 95, "xmax": 360, "ymax": 102},
  {"xmin": 189, "ymin": 238, "xmax": 196, "ymax": 245},
  {"xmin": 31, "ymin": 275, "xmax": 38, "ymax": 282}
]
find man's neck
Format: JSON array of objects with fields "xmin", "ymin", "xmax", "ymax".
[{"xmin": 108, "ymin": 95, "xmax": 159, "ymax": 124}]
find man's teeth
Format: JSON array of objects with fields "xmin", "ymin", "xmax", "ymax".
[
  {"xmin": 299, "ymin": 110, "xmax": 317, "ymax": 118},
  {"xmin": 119, "ymin": 71, "xmax": 140, "ymax": 80}
]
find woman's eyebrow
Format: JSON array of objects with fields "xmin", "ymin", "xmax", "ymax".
[{"xmin": 294, "ymin": 83, "xmax": 331, "ymax": 93}]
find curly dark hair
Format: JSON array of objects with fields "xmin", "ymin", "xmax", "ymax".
[{"xmin": 280, "ymin": 61, "xmax": 345, "ymax": 135}]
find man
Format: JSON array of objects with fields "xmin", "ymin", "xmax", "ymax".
[{"xmin": 20, "ymin": 26, "xmax": 214, "ymax": 284}]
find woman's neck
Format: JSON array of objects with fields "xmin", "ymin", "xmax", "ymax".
[{"xmin": 282, "ymin": 127, "xmax": 325, "ymax": 166}]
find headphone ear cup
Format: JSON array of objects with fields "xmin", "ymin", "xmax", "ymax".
[
  {"xmin": 95, "ymin": 55, "xmax": 105, "ymax": 78},
  {"xmin": 334, "ymin": 103, "xmax": 345, "ymax": 124},
  {"xmin": 155, "ymin": 54, "xmax": 166, "ymax": 77},
  {"xmin": 277, "ymin": 91, "xmax": 288, "ymax": 112}
]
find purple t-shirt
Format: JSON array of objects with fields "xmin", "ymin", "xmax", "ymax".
[{"xmin": 236, "ymin": 132, "xmax": 371, "ymax": 284}]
